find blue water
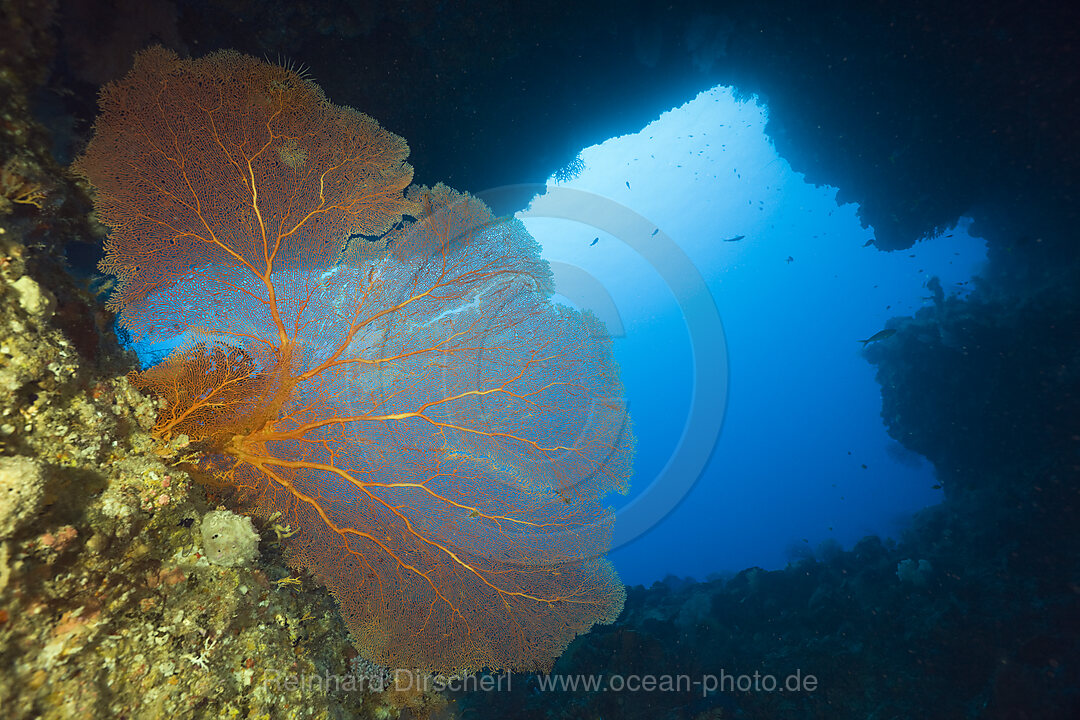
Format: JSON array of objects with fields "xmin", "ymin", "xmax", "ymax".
[{"xmin": 520, "ymin": 85, "xmax": 987, "ymax": 586}]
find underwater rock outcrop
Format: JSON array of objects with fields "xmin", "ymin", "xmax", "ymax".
[
  {"xmin": 0, "ymin": 214, "xmax": 394, "ymax": 719},
  {"xmin": 0, "ymin": 15, "xmax": 447, "ymax": 718}
]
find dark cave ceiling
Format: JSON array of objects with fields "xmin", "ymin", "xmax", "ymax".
[{"xmin": 57, "ymin": 0, "xmax": 1078, "ymax": 260}]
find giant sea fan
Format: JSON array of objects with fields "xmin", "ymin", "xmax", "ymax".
[{"xmin": 74, "ymin": 47, "xmax": 633, "ymax": 672}]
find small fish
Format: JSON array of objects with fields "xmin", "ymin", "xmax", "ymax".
[
  {"xmin": 625, "ymin": 181, "xmax": 631, "ymax": 189},
  {"xmin": 859, "ymin": 328, "xmax": 897, "ymax": 347},
  {"xmin": 786, "ymin": 256, "xmax": 794, "ymax": 264},
  {"xmin": 931, "ymin": 484, "xmax": 942, "ymax": 490},
  {"xmin": 863, "ymin": 238, "xmax": 875, "ymax": 247},
  {"xmin": 469, "ymin": 509, "xmax": 480, "ymax": 518},
  {"xmin": 590, "ymin": 237, "xmax": 598, "ymax": 246},
  {"xmin": 650, "ymin": 228, "xmax": 658, "ymax": 236},
  {"xmin": 723, "ymin": 234, "xmax": 745, "ymax": 243}
]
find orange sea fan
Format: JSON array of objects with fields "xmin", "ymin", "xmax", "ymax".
[{"xmin": 75, "ymin": 47, "xmax": 633, "ymax": 672}]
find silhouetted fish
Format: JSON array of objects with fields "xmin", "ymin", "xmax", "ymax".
[
  {"xmin": 863, "ymin": 238, "xmax": 875, "ymax": 247},
  {"xmin": 589, "ymin": 237, "xmax": 598, "ymax": 246},
  {"xmin": 859, "ymin": 328, "xmax": 897, "ymax": 347},
  {"xmin": 786, "ymin": 256, "xmax": 794, "ymax": 263},
  {"xmin": 650, "ymin": 228, "xmax": 658, "ymax": 236},
  {"xmin": 723, "ymin": 234, "xmax": 745, "ymax": 242},
  {"xmin": 625, "ymin": 181, "xmax": 631, "ymax": 189}
]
